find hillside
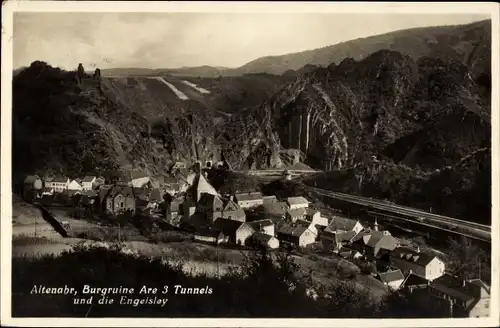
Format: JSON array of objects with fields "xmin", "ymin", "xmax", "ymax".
[
  {"xmin": 248, "ymin": 49, "xmax": 490, "ymax": 172},
  {"xmin": 235, "ymin": 20, "xmax": 491, "ymax": 79},
  {"xmin": 11, "ymin": 62, "xmax": 291, "ymax": 189}
]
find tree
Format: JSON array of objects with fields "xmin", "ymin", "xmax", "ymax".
[{"xmin": 447, "ymin": 236, "xmax": 489, "ymax": 282}]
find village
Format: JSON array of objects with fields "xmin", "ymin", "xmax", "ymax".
[{"xmin": 20, "ymin": 161, "xmax": 490, "ymax": 318}]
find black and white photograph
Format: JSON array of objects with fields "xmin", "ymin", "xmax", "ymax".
[{"xmin": 1, "ymin": 1, "xmax": 498, "ymax": 326}]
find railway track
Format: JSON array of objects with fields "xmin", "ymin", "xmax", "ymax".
[{"xmin": 307, "ymin": 187, "xmax": 491, "ymax": 242}]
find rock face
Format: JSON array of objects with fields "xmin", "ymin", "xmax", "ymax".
[{"xmin": 252, "ymin": 50, "xmax": 490, "ymax": 171}]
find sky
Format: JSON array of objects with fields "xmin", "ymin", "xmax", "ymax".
[{"xmin": 13, "ymin": 12, "xmax": 489, "ymax": 70}]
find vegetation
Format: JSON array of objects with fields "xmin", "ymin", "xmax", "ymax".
[{"xmin": 11, "ymin": 244, "xmax": 449, "ymax": 317}]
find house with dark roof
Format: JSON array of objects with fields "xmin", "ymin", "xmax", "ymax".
[
  {"xmin": 101, "ymin": 185, "xmax": 136, "ymax": 216},
  {"xmin": 193, "ymin": 227, "xmax": 225, "ymax": 245},
  {"xmin": 221, "ymin": 198, "xmax": 246, "ymax": 222},
  {"xmin": 213, "ymin": 218, "xmax": 255, "ymax": 246},
  {"xmin": 356, "ymin": 230, "xmax": 399, "ymax": 258},
  {"xmin": 389, "ymin": 247, "xmax": 445, "ymax": 281},
  {"xmin": 250, "ymin": 232, "xmax": 279, "ymax": 249},
  {"xmin": 401, "ymin": 273, "xmax": 430, "ymax": 293},
  {"xmin": 285, "ymin": 208, "xmax": 306, "ymax": 222},
  {"xmin": 428, "ymin": 274, "xmax": 491, "ymax": 317},
  {"xmin": 324, "ymin": 216, "xmax": 364, "ymax": 234},
  {"xmin": 259, "ymin": 202, "xmax": 288, "ymax": 222},
  {"xmin": 276, "ymin": 221, "xmax": 316, "ymax": 247},
  {"xmin": 321, "ymin": 216, "xmax": 364, "ymax": 252},
  {"xmin": 234, "ymin": 192, "xmax": 264, "ymax": 209},
  {"xmin": 377, "ymin": 269, "xmax": 405, "ymax": 290},
  {"xmin": 304, "ymin": 209, "xmax": 328, "ymax": 227},
  {"xmin": 286, "ymin": 196, "xmax": 309, "ymax": 210},
  {"xmin": 248, "ymin": 219, "xmax": 275, "ymax": 236}
]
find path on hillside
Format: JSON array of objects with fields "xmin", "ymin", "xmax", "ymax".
[
  {"xmin": 181, "ymin": 80, "xmax": 211, "ymax": 94},
  {"xmin": 150, "ymin": 77, "xmax": 189, "ymax": 100}
]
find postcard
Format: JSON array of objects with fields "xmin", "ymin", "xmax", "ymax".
[{"xmin": 1, "ymin": 1, "xmax": 499, "ymax": 327}]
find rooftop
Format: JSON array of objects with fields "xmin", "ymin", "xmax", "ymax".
[
  {"xmin": 378, "ymin": 269, "xmax": 405, "ymax": 284},
  {"xmin": 235, "ymin": 192, "xmax": 264, "ymax": 202},
  {"xmin": 430, "ymin": 274, "xmax": 489, "ymax": 303},
  {"xmin": 286, "ymin": 196, "xmax": 309, "ymax": 206},
  {"xmin": 390, "ymin": 247, "xmax": 437, "ymax": 267},
  {"xmin": 82, "ymin": 176, "xmax": 97, "ymax": 183},
  {"xmin": 325, "ymin": 215, "xmax": 360, "ymax": 232}
]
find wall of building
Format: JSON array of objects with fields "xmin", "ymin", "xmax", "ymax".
[
  {"xmin": 236, "ymin": 225, "xmax": 255, "ymax": 246},
  {"xmin": 299, "ymin": 230, "xmax": 316, "ymax": 247}
]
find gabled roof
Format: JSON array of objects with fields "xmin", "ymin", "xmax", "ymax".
[
  {"xmin": 276, "ymin": 221, "xmax": 310, "ymax": 237},
  {"xmin": 248, "ymin": 219, "xmax": 274, "ymax": 230},
  {"xmin": 51, "ymin": 175, "xmax": 69, "ymax": 183},
  {"xmin": 390, "ymin": 247, "xmax": 437, "ymax": 267},
  {"xmin": 378, "ymin": 270, "xmax": 405, "ymax": 284},
  {"xmin": 252, "ymin": 232, "xmax": 276, "ymax": 244},
  {"xmin": 402, "ymin": 273, "xmax": 430, "ymax": 288},
  {"xmin": 194, "ymin": 227, "xmax": 223, "ymax": 238},
  {"xmin": 363, "ymin": 231, "xmax": 396, "ymax": 248},
  {"xmin": 430, "ymin": 274, "xmax": 487, "ymax": 303},
  {"xmin": 325, "ymin": 216, "xmax": 360, "ymax": 232},
  {"xmin": 213, "ymin": 218, "xmax": 252, "ymax": 236},
  {"xmin": 199, "ymin": 193, "xmax": 223, "ymax": 208},
  {"xmin": 305, "ymin": 208, "xmax": 319, "ymax": 217},
  {"xmin": 235, "ymin": 191, "xmax": 263, "ymax": 202},
  {"xmin": 82, "ymin": 176, "xmax": 96, "ymax": 183},
  {"xmin": 286, "ymin": 196, "xmax": 309, "ymax": 206},
  {"xmin": 335, "ymin": 230, "xmax": 358, "ymax": 243},
  {"xmin": 261, "ymin": 202, "xmax": 288, "ymax": 216},
  {"xmin": 222, "ymin": 199, "xmax": 239, "ymax": 212},
  {"xmin": 105, "ymin": 185, "xmax": 135, "ymax": 200},
  {"xmin": 189, "ymin": 173, "xmax": 218, "ymax": 197}
]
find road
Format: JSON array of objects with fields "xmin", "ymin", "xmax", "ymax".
[{"xmin": 307, "ymin": 186, "xmax": 491, "ymax": 243}]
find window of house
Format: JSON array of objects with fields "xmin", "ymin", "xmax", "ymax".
[{"xmin": 120, "ymin": 202, "xmax": 124, "ymax": 208}]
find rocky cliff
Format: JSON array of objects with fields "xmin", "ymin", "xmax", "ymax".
[{"xmin": 254, "ymin": 50, "xmax": 490, "ymax": 171}]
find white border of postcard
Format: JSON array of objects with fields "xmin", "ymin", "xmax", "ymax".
[{"xmin": 1, "ymin": 1, "xmax": 499, "ymax": 327}]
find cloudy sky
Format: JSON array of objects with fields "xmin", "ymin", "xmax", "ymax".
[{"xmin": 13, "ymin": 12, "xmax": 488, "ymax": 70}]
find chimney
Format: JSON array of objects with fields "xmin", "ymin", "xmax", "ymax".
[
  {"xmin": 229, "ymin": 195, "xmax": 234, "ymax": 201},
  {"xmin": 462, "ymin": 279, "xmax": 466, "ymax": 287},
  {"xmin": 416, "ymin": 246, "xmax": 420, "ymax": 253}
]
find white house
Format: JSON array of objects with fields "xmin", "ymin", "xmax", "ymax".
[
  {"xmin": 304, "ymin": 209, "xmax": 329, "ymax": 227},
  {"xmin": 67, "ymin": 179, "xmax": 83, "ymax": 191},
  {"xmin": 234, "ymin": 192, "xmax": 264, "ymax": 209},
  {"xmin": 81, "ymin": 176, "xmax": 96, "ymax": 191},
  {"xmin": 389, "ymin": 247, "xmax": 445, "ymax": 281},
  {"xmin": 45, "ymin": 176, "xmax": 70, "ymax": 193},
  {"xmin": 286, "ymin": 196, "xmax": 309, "ymax": 210},
  {"xmin": 325, "ymin": 216, "xmax": 364, "ymax": 234},
  {"xmin": 276, "ymin": 221, "xmax": 316, "ymax": 247},
  {"xmin": 252, "ymin": 232, "xmax": 280, "ymax": 249},
  {"xmin": 248, "ymin": 219, "xmax": 275, "ymax": 236}
]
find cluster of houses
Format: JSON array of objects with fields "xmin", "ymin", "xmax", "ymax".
[
  {"xmin": 22, "ymin": 167, "xmax": 197, "ymax": 216},
  {"xmin": 165, "ymin": 172, "xmax": 330, "ymax": 250},
  {"xmin": 22, "ymin": 165, "xmax": 490, "ymax": 317},
  {"xmin": 320, "ymin": 215, "xmax": 490, "ymax": 317}
]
